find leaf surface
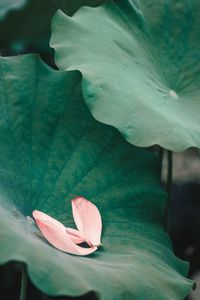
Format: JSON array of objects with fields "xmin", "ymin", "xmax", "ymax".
[
  {"xmin": 0, "ymin": 54, "xmax": 192, "ymax": 299},
  {"xmin": 51, "ymin": 0, "xmax": 200, "ymax": 151}
]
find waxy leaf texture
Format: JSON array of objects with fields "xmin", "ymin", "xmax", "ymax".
[
  {"xmin": 51, "ymin": 0, "xmax": 200, "ymax": 151},
  {"xmin": 0, "ymin": 55, "xmax": 193, "ymax": 299}
]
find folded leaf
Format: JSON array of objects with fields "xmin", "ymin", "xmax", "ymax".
[
  {"xmin": 0, "ymin": 54, "xmax": 193, "ymax": 300},
  {"xmin": 72, "ymin": 197, "xmax": 102, "ymax": 246},
  {"xmin": 51, "ymin": 0, "xmax": 200, "ymax": 151}
]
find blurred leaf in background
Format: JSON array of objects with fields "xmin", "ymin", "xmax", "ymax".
[
  {"xmin": 0, "ymin": 0, "xmax": 27, "ymax": 21},
  {"xmin": 0, "ymin": 0, "xmax": 103, "ymax": 65}
]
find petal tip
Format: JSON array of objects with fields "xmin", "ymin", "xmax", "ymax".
[{"xmin": 32, "ymin": 210, "xmax": 38, "ymax": 220}]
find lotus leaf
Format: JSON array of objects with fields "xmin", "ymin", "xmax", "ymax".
[
  {"xmin": 0, "ymin": 54, "xmax": 193, "ymax": 299},
  {"xmin": 51, "ymin": 0, "xmax": 200, "ymax": 151}
]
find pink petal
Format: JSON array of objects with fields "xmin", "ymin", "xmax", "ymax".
[
  {"xmin": 33, "ymin": 210, "xmax": 63, "ymax": 230},
  {"xmin": 35, "ymin": 218, "xmax": 97, "ymax": 256},
  {"xmin": 66, "ymin": 227, "xmax": 85, "ymax": 244},
  {"xmin": 71, "ymin": 197, "xmax": 102, "ymax": 247}
]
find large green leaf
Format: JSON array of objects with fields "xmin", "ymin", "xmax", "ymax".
[
  {"xmin": 51, "ymin": 0, "xmax": 200, "ymax": 151},
  {"xmin": 0, "ymin": 54, "xmax": 192, "ymax": 299}
]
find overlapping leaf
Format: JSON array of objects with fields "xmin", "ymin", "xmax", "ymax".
[
  {"xmin": 0, "ymin": 55, "xmax": 193, "ymax": 299},
  {"xmin": 51, "ymin": 0, "xmax": 200, "ymax": 151}
]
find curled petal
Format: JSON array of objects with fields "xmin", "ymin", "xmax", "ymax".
[
  {"xmin": 33, "ymin": 211, "xmax": 97, "ymax": 256},
  {"xmin": 33, "ymin": 210, "xmax": 63, "ymax": 230},
  {"xmin": 66, "ymin": 227, "xmax": 85, "ymax": 244},
  {"xmin": 72, "ymin": 197, "xmax": 102, "ymax": 247}
]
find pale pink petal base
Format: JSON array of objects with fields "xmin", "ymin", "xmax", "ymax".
[
  {"xmin": 72, "ymin": 197, "xmax": 102, "ymax": 247},
  {"xmin": 33, "ymin": 212, "xmax": 97, "ymax": 256}
]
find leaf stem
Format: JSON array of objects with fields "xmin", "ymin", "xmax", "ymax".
[
  {"xmin": 166, "ymin": 150, "xmax": 173, "ymax": 198},
  {"xmin": 20, "ymin": 264, "xmax": 28, "ymax": 300},
  {"xmin": 164, "ymin": 150, "xmax": 173, "ymax": 233},
  {"xmin": 158, "ymin": 146, "xmax": 164, "ymax": 181}
]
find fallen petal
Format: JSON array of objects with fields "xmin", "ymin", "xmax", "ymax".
[
  {"xmin": 35, "ymin": 218, "xmax": 97, "ymax": 256},
  {"xmin": 66, "ymin": 227, "xmax": 85, "ymax": 244},
  {"xmin": 33, "ymin": 210, "xmax": 64, "ymax": 230},
  {"xmin": 72, "ymin": 197, "xmax": 102, "ymax": 247}
]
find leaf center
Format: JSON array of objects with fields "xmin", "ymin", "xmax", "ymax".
[{"xmin": 169, "ymin": 90, "xmax": 178, "ymax": 99}]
